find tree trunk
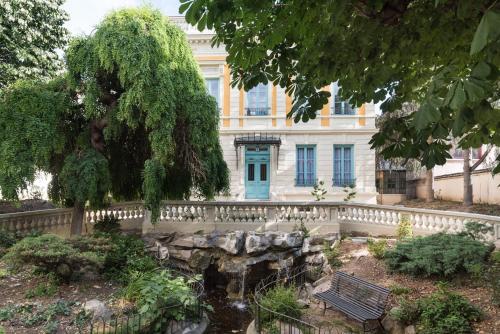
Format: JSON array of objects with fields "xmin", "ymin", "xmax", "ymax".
[
  {"xmin": 425, "ymin": 168, "xmax": 434, "ymax": 202},
  {"xmin": 71, "ymin": 202, "xmax": 85, "ymax": 236},
  {"xmin": 463, "ymin": 148, "xmax": 473, "ymax": 206}
]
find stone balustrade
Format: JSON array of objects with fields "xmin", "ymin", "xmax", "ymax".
[
  {"xmin": 1, "ymin": 201, "xmax": 499, "ymax": 244},
  {"xmin": 0, "ymin": 208, "xmax": 73, "ymax": 237}
]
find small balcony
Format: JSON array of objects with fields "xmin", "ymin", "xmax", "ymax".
[{"xmin": 246, "ymin": 107, "xmax": 270, "ymax": 116}]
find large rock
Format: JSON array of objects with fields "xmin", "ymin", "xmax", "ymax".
[
  {"xmin": 83, "ymin": 299, "xmax": 113, "ymax": 321},
  {"xmin": 168, "ymin": 248, "xmax": 193, "ymax": 262},
  {"xmin": 381, "ymin": 309, "xmax": 405, "ymax": 334},
  {"xmin": 267, "ymin": 231, "xmax": 304, "ymax": 249},
  {"xmin": 188, "ymin": 250, "xmax": 212, "ymax": 270},
  {"xmin": 305, "ymin": 252, "xmax": 327, "ymax": 265},
  {"xmin": 245, "ymin": 232, "xmax": 271, "ymax": 255},
  {"xmin": 216, "ymin": 231, "xmax": 245, "ymax": 255},
  {"xmin": 301, "ymin": 237, "xmax": 323, "ymax": 254}
]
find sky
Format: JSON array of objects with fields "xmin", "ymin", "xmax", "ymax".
[{"xmin": 63, "ymin": 0, "xmax": 182, "ymax": 35}]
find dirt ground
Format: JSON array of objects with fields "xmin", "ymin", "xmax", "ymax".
[
  {"xmin": 397, "ymin": 199, "xmax": 500, "ymax": 217},
  {"xmin": 0, "ymin": 261, "xmax": 121, "ymax": 334},
  {"xmin": 306, "ymin": 240, "xmax": 500, "ymax": 334}
]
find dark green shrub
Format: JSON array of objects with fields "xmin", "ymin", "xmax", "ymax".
[
  {"xmin": 487, "ymin": 251, "xmax": 500, "ymax": 306},
  {"xmin": 367, "ymin": 238, "xmax": 387, "ymax": 259},
  {"xmin": 392, "ymin": 284, "xmax": 483, "ymax": 333},
  {"xmin": 385, "ymin": 233, "xmax": 493, "ymax": 278},
  {"xmin": 0, "ymin": 230, "xmax": 16, "ymax": 257},
  {"xmin": 417, "ymin": 284, "xmax": 483, "ymax": 334},
  {"xmin": 259, "ymin": 284, "xmax": 303, "ymax": 326},
  {"xmin": 93, "ymin": 216, "xmax": 121, "ymax": 234},
  {"xmin": 3, "ymin": 234, "xmax": 105, "ymax": 280}
]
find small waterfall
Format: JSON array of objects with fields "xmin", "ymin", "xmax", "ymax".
[
  {"xmin": 230, "ymin": 269, "xmax": 247, "ymax": 310},
  {"xmin": 239, "ymin": 270, "xmax": 246, "ymax": 300}
]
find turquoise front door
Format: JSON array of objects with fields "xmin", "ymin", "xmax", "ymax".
[{"xmin": 245, "ymin": 146, "xmax": 270, "ymax": 199}]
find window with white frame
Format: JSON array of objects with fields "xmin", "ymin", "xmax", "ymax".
[
  {"xmin": 331, "ymin": 82, "xmax": 356, "ymax": 115},
  {"xmin": 246, "ymin": 83, "xmax": 269, "ymax": 115},
  {"xmin": 205, "ymin": 78, "xmax": 220, "ymax": 108},
  {"xmin": 296, "ymin": 145, "xmax": 316, "ymax": 186},
  {"xmin": 333, "ymin": 145, "xmax": 355, "ymax": 187}
]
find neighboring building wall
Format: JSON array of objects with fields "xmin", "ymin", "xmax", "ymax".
[
  {"xmin": 434, "ymin": 170, "xmax": 500, "ymax": 204},
  {"xmin": 173, "ymin": 17, "xmax": 378, "ymax": 203}
]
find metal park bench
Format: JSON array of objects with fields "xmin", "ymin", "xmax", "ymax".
[{"xmin": 313, "ymin": 271, "xmax": 390, "ymax": 333}]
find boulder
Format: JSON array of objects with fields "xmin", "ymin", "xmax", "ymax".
[
  {"xmin": 267, "ymin": 231, "xmax": 304, "ymax": 249},
  {"xmin": 170, "ymin": 236, "xmax": 195, "ymax": 248},
  {"xmin": 404, "ymin": 326, "xmax": 416, "ymax": 334},
  {"xmin": 381, "ymin": 309, "xmax": 405, "ymax": 334},
  {"xmin": 305, "ymin": 252, "xmax": 326, "ymax": 265},
  {"xmin": 245, "ymin": 232, "xmax": 271, "ymax": 255},
  {"xmin": 193, "ymin": 235, "xmax": 213, "ymax": 248},
  {"xmin": 188, "ymin": 250, "xmax": 212, "ymax": 270},
  {"xmin": 83, "ymin": 299, "xmax": 113, "ymax": 321},
  {"xmin": 301, "ymin": 237, "xmax": 324, "ymax": 254},
  {"xmin": 216, "ymin": 231, "xmax": 245, "ymax": 255},
  {"xmin": 168, "ymin": 248, "xmax": 193, "ymax": 262}
]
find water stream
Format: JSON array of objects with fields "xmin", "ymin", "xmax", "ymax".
[{"xmin": 204, "ymin": 288, "xmax": 253, "ymax": 334}]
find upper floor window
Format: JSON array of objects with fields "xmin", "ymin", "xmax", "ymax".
[
  {"xmin": 296, "ymin": 145, "xmax": 316, "ymax": 186},
  {"xmin": 331, "ymin": 82, "xmax": 356, "ymax": 115},
  {"xmin": 246, "ymin": 83, "xmax": 269, "ymax": 116},
  {"xmin": 333, "ymin": 145, "xmax": 355, "ymax": 187},
  {"xmin": 450, "ymin": 146, "xmax": 482, "ymax": 159},
  {"xmin": 205, "ymin": 78, "xmax": 220, "ymax": 108}
]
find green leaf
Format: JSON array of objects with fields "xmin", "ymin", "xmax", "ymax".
[
  {"xmin": 471, "ymin": 10, "xmax": 500, "ymax": 55},
  {"xmin": 413, "ymin": 98, "xmax": 440, "ymax": 129}
]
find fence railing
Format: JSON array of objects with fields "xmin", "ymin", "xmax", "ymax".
[
  {"xmin": 1, "ymin": 201, "xmax": 499, "ymax": 243},
  {"xmin": 253, "ymin": 265, "xmax": 346, "ymax": 334}
]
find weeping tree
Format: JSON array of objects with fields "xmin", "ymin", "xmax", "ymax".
[{"xmin": 0, "ymin": 8, "xmax": 229, "ymax": 234}]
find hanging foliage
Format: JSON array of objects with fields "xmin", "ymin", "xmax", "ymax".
[{"xmin": 0, "ymin": 7, "xmax": 229, "ymax": 223}]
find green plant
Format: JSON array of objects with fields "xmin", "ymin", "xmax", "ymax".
[
  {"xmin": 311, "ymin": 180, "xmax": 327, "ymax": 201},
  {"xmin": 0, "ymin": 230, "xmax": 16, "ymax": 257},
  {"xmin": 25, "ymin": 275, "xmax": 58, "ymax": 299},
  {"xmin": 323, "ymin": 241, "xmax": 342, "ymax": 268},
  {"xmin": 367, "ymin": 239, "xmax": 388, "ymax": 259},
  {"xmin": 0, "ymin": 268, "xmax": 8, "ymax": 279},
  {"xmin": 390, "ymin": 298, "xmax": 420, "ymax": 325},
  {"xmin": 417, "ymin": 283, "xmax": 483, "ymax": 334},
  {"xmin": 487, "ymin": 251, "xmax": 500, "ymax": 306},
  {"xmin": 459, "ymin": 221, "xmax": 494, "ymax": 241},
  {"xmin": 385, "ymin": 233, "xmax": 494, "ymax": 278},
  {"xmin": 93, "ymin": 216, "xmax": 121, "ymax": 234},
  {"xmin": 259, "ymin": 284, "xmax": 303, "ymax": 327},
  {"xmin": 397, "ymin": 215, "xmax": 413, "ymax": 240},
  {"xmin": 0, "ymin": 325, "xmax": 5, "ymax": 334},
  {"xmin": 389, "ymin": 284, "xmax": 412, "ymax": 296},
  {"xmin": 0, "ymin": 305, "xmax": 15, "ymax": 321},
  {"xmin": 343, "ymin": 185, "xmax": 356, "ymax": 202}
]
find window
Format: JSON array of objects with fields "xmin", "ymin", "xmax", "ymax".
[
  {"xmin": 296, "ymin": 145, "xmax": 316, "ymax": 186},
  {"xmin": 248, "ymin": 163, "xmax": 255, "ymax": 181},
  {"xmin": 450, "ymin": 146, "xmax": 482, "ymax": 159},
  {"xmin": 205, "ymin": 78, "xmax": 220, "ymax": 107},
  {"xmin": 331, "ymin": 82, "xmax": 356, "ymax": 115},
  {"xmin": 246, "ymin": 83, "xmax": 269, "ymax": 115},
  {"xmin": 333, "ymin": 145, "xmax": 355, "ymax": 187}
]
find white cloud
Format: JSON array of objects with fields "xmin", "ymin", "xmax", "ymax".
[{"xmin": 63, "ymin": 0, "xmax": 182, "ymax": 36}]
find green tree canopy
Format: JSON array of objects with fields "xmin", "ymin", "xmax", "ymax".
[
  {"xmin": 0, "ymin": 0, "xmax": 68, "ymax": 88},
  {"xmin": 181, "ymin": 0, "xmax": 500, "ymax": 172},
  {"xmin": 0, "ymin": 8, "xmax": 229, "ymax": 226}
]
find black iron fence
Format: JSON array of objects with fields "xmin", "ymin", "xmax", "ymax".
[{"xmin": 253, "ymin": 265, "xmax": 348, "ymax": 334}]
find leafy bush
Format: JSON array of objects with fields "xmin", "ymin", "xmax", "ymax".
[
  {"xmin": 259, "ymin": 284, "xmax": 303, "ymax": 326},
  {"xmin": 123, "ymin": 269, "xmax": 201, "ymax": 331},
  {"xmin": 392, "ymin": 284, "xmax": 482, "ymax": 333},
  {"xmin": 367, "ymin": 238, "xmax": 387, "ymax": 259},
  {"xmin": 487, "ymin": 251, "xmax": 500, "ymax": 306},
  {"xmin": 0, "ymin": 230, "xmax": 16, "ymax": 257},
  {"xmin": 390, "ymin": 298, "xmax": 420, "ymax": 325},
  {"xmin": 323, "ymin": 241, "xmax": 342, "ymax": 267},
  {"xmin": 25, "ymin": 274, "xmax": 58, "ymax": 299},
  {"xmin": 397, "ymin": 215, "xmax": 413, "ymax": 240},
  {"xmin": 93, "ymin": 216, "xmax": 121, "ymax": 234},
  {"xmin": 385, "ymin": 233, "xmax": 493, "ymax": 278},
  {"xmin": 418, "ymin": 284, "xmax": 483, "ymax": 334}
]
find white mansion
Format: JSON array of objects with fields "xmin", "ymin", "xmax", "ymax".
[{"xmin": 173, "ymin": 17, "xmax": 378, "ymax": 203}]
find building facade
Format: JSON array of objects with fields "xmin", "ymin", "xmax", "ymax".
[{"xmin": 173, "ymin": 17, "xmax": 378, "ymax": 203}]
